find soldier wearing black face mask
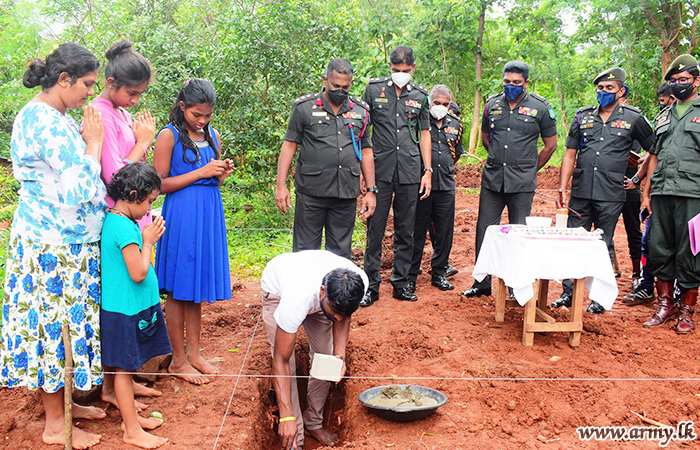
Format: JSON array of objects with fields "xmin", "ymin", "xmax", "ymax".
[
  {"xmin": 275, "ymin": 58, "xmax": 377, "ymax": 259},
  {"xmin": 642, "ymin": 54, "xmax": 700, "ymax": 334}
]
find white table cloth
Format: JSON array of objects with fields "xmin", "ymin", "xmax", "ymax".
[{"xmin": 472, "ymin": 225, "xmax": 618, "ymax": 310}]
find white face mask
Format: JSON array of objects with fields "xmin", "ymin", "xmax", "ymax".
[
  {"xmin": 430, "ymin": 105, "xmax": 448, "ymax": 120},
  {"xmin": 391, "ymin": 72, "xmax": 411, "ymax": 88}
]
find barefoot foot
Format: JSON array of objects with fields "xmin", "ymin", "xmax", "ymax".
[
  {"xmin": 101, "ymin": 390, "xmax": 148, "ymax": 411},
  {"xmin": 123, "ymin": 427, "xmax": 168, "ymax": 449},
  {"xmin": 306, "ymin": 427, "xmax": 339, "ymax": 446},
  {"xmin": 43, "ymin": 426, "xmax": 102, "ymax": 449},
  {"xmin": 133, "ymin": 381, "xmax": 162, "ymax": 398},
  {"xmin": 121, "ymin": 415, "xmax": 164, "ymax": 431},
  {"xmin": 72, "ymin": 403, "xmax": 106, "ymax": 420},
  {"xmin": 168, "ymin": 362, "xmax": 209, "ymax": 385},
  {"xmin": 188, "ymin": 354, "xmax": 219, "ymax": 375}
]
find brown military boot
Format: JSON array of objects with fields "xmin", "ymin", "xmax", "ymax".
[
  {"xmin": 676, "ymin": 288, "xmax": 698, "ymax": 334},
  {"xmin": 631, "ymin": 258, "xmax": 641, "ymax": 290},
  {"xmin": 643, "ymin": 280, "xmax": 678, "ymax": 327}
]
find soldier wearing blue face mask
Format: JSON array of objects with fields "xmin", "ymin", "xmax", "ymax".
[
  {"xmin": 554, "ymin": 67, "xmax": 655, "ymax": 314},
  {"xmin": 461, "ymin": 60, "xmax": 558, "ymax": 299}
]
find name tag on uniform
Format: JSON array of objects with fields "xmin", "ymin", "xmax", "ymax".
[
  {"xmin": 375, "ymin": 98, "xmax": 388, "ymax": 103},
  {"xmin": 342, "ymin": 112, "xmax": 362, "ymax": 119},
  {"xmin": 581, "ymin": 124, "xmax": 593, "ymax": 129},
  {"xmin": 611, "ymin": 120, "xmax": 631, "ymax": 129},
  {"xmin": 312, "ymin": 111, "xmax": 327, "ymax": 117},
  {"xmin": 518, "ymin": 106, "xmax": 538, "ymax": 117},
  {"xmin": 493, "ymin": 110, "xmax": 502, "ymax": 115},
  {"xmin": 692, "ymin": 117, "xmax": 700, "ymax": 123},
  {"xmin": 405, "ymin": 100, "xmax": 421, "ymax": 108}
]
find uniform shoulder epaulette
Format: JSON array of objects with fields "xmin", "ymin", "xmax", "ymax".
[
  {"xmin": 350, "ymin": 96, "xmax": 369, "ymax": 110},
  {"xmin": 367, "ymin": 76, "xmax": 390, "ymax": 84},
  {"xmin": 409, "ymin": 81, "xmax": 429, "ymax": 94},
  {"xmin": 530, "ymin": 92, "xmax": 552, "ymax": 108},
  {"xmin": 294, "ymin": 93, "xmax": 318, "ymax": 104},
  {"xmin": 654, "ymin": 105, "xmax": 672, "ymax": 123},
  {"xmin": 486, "ymin": 92, "xmax": 503, "ymax": 104},
  {"xmin": 446, "ymin": 112, "xmax": 462, "ymax": 123},
  {"xmin": 577, "ymin": 105, "xmax": 595, "ymax": 113},
  {"xmin": 621, "ymin": 103, "xmax": 642, "ymax": 114}
]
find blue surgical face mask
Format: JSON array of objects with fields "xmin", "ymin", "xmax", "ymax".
[
  {"xmin": 503, "ymin": 84, "xmax": 524, "ymax": 101},
  {"xmin": 597, "ymin": 90, "xmax": 618, "ymax": 108}
]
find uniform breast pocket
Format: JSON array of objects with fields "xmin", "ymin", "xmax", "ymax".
[
  {"xmin": 514, "ymin": 113, "xmax": 540, "ymax": 132},
  {"xmin": 684, "ymin": 121, "xmax": 700, "ymax": 148},
  {"xmin": 610, "ymin": 127, "xmax": 632, "ymax": 146},
  {"xmin": 311, "ymin": 120, "xmax": 333, "ymax": 139},
  {"xmin": 405, "ymin": 106, "xmax": 422, "ymax": 119}
]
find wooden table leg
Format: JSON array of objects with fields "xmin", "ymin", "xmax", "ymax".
[
  {"xmin": 537, "ymin": 279, "xmax": 549, "ymax": 311},
  {"xmin": 569, "ymin": 278, "xmax": 584, "ymax": 347},
  {"xmin": 522, "ymin": 289, "xmax": 537, "ymax": 346},
  {"xmin": 495, "ymin": 277, "xmax": 507, "ymax": 322}
]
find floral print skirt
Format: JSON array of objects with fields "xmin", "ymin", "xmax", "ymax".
[{"xmin": 1, "ymin": 234, "xmax": 102, "ymax": 393}]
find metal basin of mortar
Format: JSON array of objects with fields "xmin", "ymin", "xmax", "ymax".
[{"xmin": 358, "ymin": 384, "xmax": 447, "ymax": 422}]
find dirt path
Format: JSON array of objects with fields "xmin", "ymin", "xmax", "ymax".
[{"xmin": 2, "ymin": 165, "xmax": 700, "ymax": 449}]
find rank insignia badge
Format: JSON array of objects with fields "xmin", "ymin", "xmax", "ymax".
[
  {"xmin": 611, "ymin": 120, "xmax": 631, "ymax": 129},
  {"xmin": 518, "ymin": 106, "xmax": 538, "ymax": 117},
  {"xmin": 405, "ymin": 100, "xmax": 421, "ymax": 108}
]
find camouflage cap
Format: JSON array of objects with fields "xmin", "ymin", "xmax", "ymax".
[
  {"xmin": 593, "ymin": 67, "xmax": 626, "ymax": 85},
  {"xmin": 664, "ymin": 54, "xmax": 699, "ymax": 80}
]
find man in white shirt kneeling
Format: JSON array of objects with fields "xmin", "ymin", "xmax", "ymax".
[{"xmin": 261, "ymin": 250, "xmax": 368, "ymax": 450}]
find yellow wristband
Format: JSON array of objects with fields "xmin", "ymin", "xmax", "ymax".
[{"xmin": 279, "ymin": 416, "xmax": 295, "ymax": 423}]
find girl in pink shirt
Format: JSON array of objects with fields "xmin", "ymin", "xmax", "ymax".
[
  {"xmin": 94, "ymin": 39, "xmax": 156, "ymax": 230},
  {"xmin": 94, "ymin": 39, "xmax": 163, "ymax": 419}
]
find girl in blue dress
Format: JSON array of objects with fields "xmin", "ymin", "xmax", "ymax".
[
  {"xmin": 101, "ymin": 163, "xmax": 171, "ymax": 448},
  {"xmin": 153, "ymin": 79, "xmax": 233, "ymax": 384}
]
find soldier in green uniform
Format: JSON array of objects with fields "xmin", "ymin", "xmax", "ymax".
[
  {"xmin": 641, "ymin": 54, "xmax": 700, "ymax": 333},
  {"xmin": 409, "ymin": 84, "xmax": 463, "ymax": 291},
  {"xmin": 555, "ymin": 67, "xmax": 655, "ymax": 313},
  {"xmin": 360, "ymin": 46, "xmax": 433, "ymax": 306},
  {"xmin": 462, "ymin": 60, "xmax": 558, "ymax": 298},
  {"xmin": 275, "ymin": 58, "xmax": 376, "ymax": 259}
]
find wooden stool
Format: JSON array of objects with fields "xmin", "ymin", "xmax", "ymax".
[{"xmin": 494, "ymin": 277, "xmax": 584, "ymax": 347}]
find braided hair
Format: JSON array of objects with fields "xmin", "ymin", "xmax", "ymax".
[{"xmin": 168, "ymin": 78, "xmax": 218, "ymax": 164}]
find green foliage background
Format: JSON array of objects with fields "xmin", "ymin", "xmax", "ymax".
[{"xmin": 0, "ymin": 0, "xmax": 697, "ymax": 276}]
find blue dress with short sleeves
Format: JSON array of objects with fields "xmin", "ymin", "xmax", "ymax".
[{"xmin": 155, "ymin": 124, "xmax": 231, "ymax": 302}]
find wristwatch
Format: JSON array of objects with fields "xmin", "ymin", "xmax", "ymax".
[
  {"xmin": 631, "ymin": 175, "xmax": 641, "ymax": 185},
  {"xmin": 424, "ymin": 167, "xmax": 434, "ymax": 173},
  {"xmin": 367, "ymin": 186, "xmax": 379, "ymax": 194}
]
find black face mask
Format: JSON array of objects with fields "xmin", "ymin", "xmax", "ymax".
[
  {"xmin": 671, "ymin": 80, "xmax": 695, "ymax": 101},
  {"xmin": 327, "ymin": 88, "xmax": 349, "ymax": 106}
]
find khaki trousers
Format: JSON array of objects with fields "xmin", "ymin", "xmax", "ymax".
[{"xmin": 262, "ymin": 292, "xmax": 334, "ymax": 448}]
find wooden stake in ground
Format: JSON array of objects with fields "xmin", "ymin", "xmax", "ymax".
[{"xmin": 61, "ymin": 323, "xmax": 73, "ymax": 450}]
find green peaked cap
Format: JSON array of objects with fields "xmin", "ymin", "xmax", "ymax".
[
  {"xmin": 593, "ymin": 67, "xmax": 626, "ymax": 85},
  {"xmin": 664, "ymin": 54, "xmax": 699, "ymax": 80}
]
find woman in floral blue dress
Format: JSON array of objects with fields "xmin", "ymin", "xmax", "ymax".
[{"xmin": 0, "ymin": 43, "xmax": 108, "ymax": 449}]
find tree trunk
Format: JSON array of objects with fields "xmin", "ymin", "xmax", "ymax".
[{"xmin": 468, "ymin": 1, "xmax": 488, "ymax": 153}]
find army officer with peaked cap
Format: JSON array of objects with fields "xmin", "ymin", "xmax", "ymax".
[{"xmin": 555, "ymin": 67, "xmax": 655, "ymax": 313}]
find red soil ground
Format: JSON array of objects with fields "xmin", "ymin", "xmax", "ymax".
[{"xmin": 2, "ymin": 165, "xmax": 700, "ymax": 449}]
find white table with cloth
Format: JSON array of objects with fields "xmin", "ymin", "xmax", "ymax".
[{"xmin": 472, "ymin": 225, "xmax": 618, "ymax": 347}]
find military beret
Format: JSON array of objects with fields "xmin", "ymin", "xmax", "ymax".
[
  {"xmin": 593, "ymin": 67, "xmax": 626, "ymax": 85},
  {"xmin": 664, "ymin": 54, "xmax": 699, "ymax": 80}
]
